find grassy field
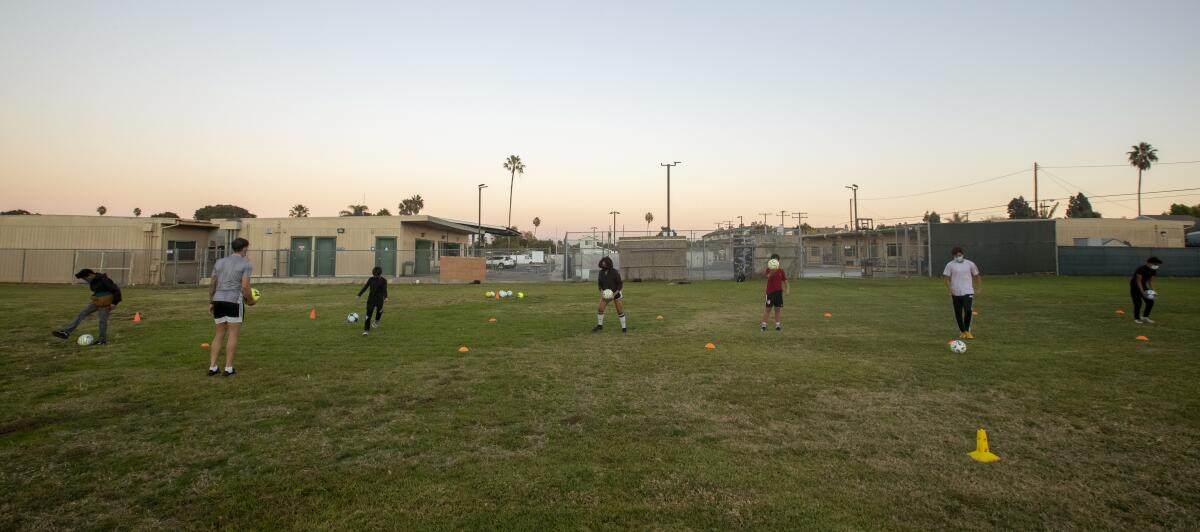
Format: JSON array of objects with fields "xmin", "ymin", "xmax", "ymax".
[{"xmin": 1, "ymin": 277, "xmax": 1198, "ymax": 530}]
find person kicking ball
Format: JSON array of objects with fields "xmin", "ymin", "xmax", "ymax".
[
  {"xmin": 592, "ymin": 256, "xmax": 626, "ymax": 333},
  {"xmin": 942, "ymin": 246, "xmax": 981, "ymax": 339},
  {"xmin": 357, "ymin": 266, "xmax": 389, "ymax": 335},
  {"xmin": 761, "ymin": 254, "xmax": 789, "ymax": 331},
  {"xmin": 52, "ymin": 268, "xmax": 123, "ymax": 345}
]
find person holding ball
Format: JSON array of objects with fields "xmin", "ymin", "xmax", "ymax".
[
  {"xmin": 1130, "ymin": 256, "xmax": 1162, "ymax": 324},
  {"xmin": 207, "ymin": 238, "xmax": 256, "ymax": 377},
  {"xmin": 761, "ymin": 253, "xmax": 789, "ymax": 331},
  {"xmin": 593, "ymin": 256, "xmax": 626, "ymax": 333}
]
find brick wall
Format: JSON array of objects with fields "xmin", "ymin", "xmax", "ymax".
[{"xmin": 439, "ymin": 256, "xmax": 485, "ymax": 282}]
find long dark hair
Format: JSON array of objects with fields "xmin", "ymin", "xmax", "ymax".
[{"xmin": 598, "ymin": 256, "xmax": 614, "ymax": 270}]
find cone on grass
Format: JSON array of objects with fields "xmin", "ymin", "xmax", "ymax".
[
  {"xmin": 133, "ymin": 311, "xmax": 142, "ymax": 323},
  {"xmin": 967, "ymin": 428, "xmax": 1000, "ymax": 463},
  {"xmin": 309, "ymin": 308, "xmax": 317, "ymax": 320},
  {"xmin": 1135, "ymin": 335, "xmax": 1149, "ymax": 342},
  {"xmin": 971, "ymin": 310, "xmax": 979, "ymax": 316},
  {"xmin": 457, "ymin": 346, "xmax": 470, "ymax": 353},
  {"xmin": 655, "ymin": 315, "xmax": 664, "ymax": 321},
  {"xmin": 201, "ymin": 342, "xmax": 210, "ymax": 348},
  {"xmin": 487, "ymin": 317, "xmax": 497, "ymax": 323},
  {"xmin": 823, "ymin": 312, "xmax": 833, "ymax": 318},
  {"xmin": 1115, "ymin": 309, "xmax": 1125, "ymax": 316},
  {"xmin": 704, "ymin": 342, "xmax": 716, "ymax": 350}
]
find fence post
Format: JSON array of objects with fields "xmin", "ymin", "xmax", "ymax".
[{"xmin": 20, "ymin": 249, "xmax": 26, "ymax": 282}]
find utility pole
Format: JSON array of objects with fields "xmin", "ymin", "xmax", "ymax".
[
  {"xmin": 1033, "ymin": 161, "xmax": 1040, "ymax": 218},
  {"xmin": 590, "ymin": 226, "xmax": 598, "ymax": 242},
  {"xmin": 845, "ymin": 184, "xmax": 859, "ymax": 230},
  {"xmin": 609, "ymin": 211, "xmax": 620, "ymax": 244},
  {"xmin": 791, "ymin": 212, "xmax": 808, "ymax": 233},
  {"xmin": 723, "ymin": 220, "xmax": 734, "ymax": 230},
  {"xmin": 736, "ymin": 215, "xmax": 744, "ymax": 227},
  {"xmin": 757, "ymin": 212, "xmax": 772, "ymax": 233},
  {"xmin": 477, "ymin": 184, "xmax": 488, "ymax": 252},
  {"xmin": 660, "ymin": 162, "xmax": 681, "ymax": 236},
  {"xmin": 778, "ymin": 210, "xmax": 789, "ymax": 226}
]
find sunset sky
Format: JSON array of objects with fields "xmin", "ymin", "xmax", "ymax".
[{"xmin": 2, "ymin": 1, "xmax": 1198, "ymax": 239}]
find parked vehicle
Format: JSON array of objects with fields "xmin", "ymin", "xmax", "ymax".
[{"xmin": 486, "ymin": 256, "xmax": 516, "ymax": 269}]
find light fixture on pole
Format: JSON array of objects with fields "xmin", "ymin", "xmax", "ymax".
[
  {"xmin": 609, "ymin": 211, "xmax": 621, "ymax": 244},
  {"xmin": 660, "ymin": 162, "xmax": 681, "ymax": 236}
]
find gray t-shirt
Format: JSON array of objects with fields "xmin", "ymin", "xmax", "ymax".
[{"xmin": 212, "ymin": 254, "xmax": 252, "ymax": 303}]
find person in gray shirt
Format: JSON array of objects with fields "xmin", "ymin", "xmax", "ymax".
[{"xmin": 208, "ymin": 238, "xmax": 257, "ymax": 377}]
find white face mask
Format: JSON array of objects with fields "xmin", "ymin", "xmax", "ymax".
[
  {"xmin": 1149, "ymin": 264, "xmax": 1159, "ymax": 270},
  {"xmin": 954, "ymin": 256, "xmax": 964, "ymax": 263}
]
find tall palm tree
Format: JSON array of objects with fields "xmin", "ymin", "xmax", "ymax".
[
  {"xmin": 339, "ymin": 204, "xmax": 370, "ymax": 217},
  {"xmin": 644, "ymin": 212, "xmax": 654, "ymax": 232},
  {"xmin": 96, "ymin": 206, "xmax": 107, "ymax": 216},
  {"xmin": 289, "ymin": 204, "xmax": 310, "ymax": 217},
  {"xmin": 502, "ymin": 155, "xmax": 525, "ymax": 228},
  {"xmin": 1127, "ymin": 142, "xmax": 1159, "ymax": 216},
  {"xmin": 532, "ymin": 216, "xmax": 541, "ymax": 237}
]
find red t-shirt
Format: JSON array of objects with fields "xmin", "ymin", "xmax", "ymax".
[{"xmin": 765, "ymin": 268, "xmax": 786, "ymax": 293}]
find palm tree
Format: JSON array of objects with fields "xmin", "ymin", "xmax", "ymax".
[
  {"xmin": 502, "ymin": 155, "xmax": 525, "ymax": 228},
  {"xmin": 96, "ymin": 206, "xmax": 107, "ymax": 216},
  {"xmin": 339, "ymin": 204, "xmax": 370, "ymax": 217},
  {"xmin": 644, "ymin": 212, "xmax": 654, "ymax": 232},
  {"xmin": 289, "ymin": 204, "xmax": 310, "ymax": 217},
  {"xmin": 133, "ymin": 207, "xmax": 142, "ymax": 217},
  {"xmin": 532, "ymin": 217, "xmax": 541, "ymax": 237},
  {"xmin": 1127, "ymin": 142, "xmax": 1159, "ymax": 216}
]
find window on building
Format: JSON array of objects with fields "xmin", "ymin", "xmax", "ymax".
[
  {"xmin": 843, "ymin": 245, "xmax": 856, "ymax": 257},
  {"xmin": 808, "ymin": 247, "xmax": 821, "ymax": 257},
  {"xmin": 887, "ymin": 243, "xmax": 904, "ymax": 257},
  {"xmin": 167, "ymin": 240, "xmax": 196, "ymax": 261},
  {"xmin": 1073, "ymin": 238, "xmax": 1089, "ymax": 247}
]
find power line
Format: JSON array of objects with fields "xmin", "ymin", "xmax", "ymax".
[
  {"xmin": 867, "ymin": 187, "xmax": 1200, "ymax": 224},
  {"xmin": 860, "ymin": 168, "xmax": 1029, "ymax": 201},
  {"xmin": 1040, "ymin": 160, "xmax": 1200, "ymax": 169}
]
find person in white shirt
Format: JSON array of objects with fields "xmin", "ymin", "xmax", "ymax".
[{"xmin": 942, "ymin": 246, "xmax": 981, "ymax": 339}]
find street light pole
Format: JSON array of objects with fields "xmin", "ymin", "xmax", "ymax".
[
  {"xmin": 609, "ymin": 211, "xmax": 621, "ymax": 244},
  {"xmin": 845, "ymin": 184, "xmax": 859, "ymax": 230},
  {"xmin": 477, "ymin": 184, "xmax": 488, "ymax": 253},
  {"xmin": 660, "ymin": 162, "xmax": 681, "ymax": 236}
]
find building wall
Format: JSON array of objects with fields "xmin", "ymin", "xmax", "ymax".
[
  {"xmin": 1056, "ymin": 219, "xmax": 1187, "ymax": 248},
  {"xmin": 0, "ymin": 215, "xmax": 159, "ymax": 249}
]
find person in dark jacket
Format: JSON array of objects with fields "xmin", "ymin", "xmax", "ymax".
[
  {"xmin": 592, "ymin": 256, "xmax": 626, "ymax": 333},
  {"xmin": 53, "ymin": 268, "xmax": 123, "ymax": 345},
  {"xmin": 1130, "ymin": 256, "xmax": 1162, "ymax": 324},
  {"xmin": 357, "ymin": 266, "xmax": 389, "ymax": 335}
]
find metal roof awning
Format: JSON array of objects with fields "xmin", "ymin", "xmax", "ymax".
[{"xmin": 439, "ymin": 218, "xmax": 521, "ymax": 237}]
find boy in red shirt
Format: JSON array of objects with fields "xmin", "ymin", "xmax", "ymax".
[{"xmin": 761, "ymin": 254, "xmax": 789, "ymax": 331}]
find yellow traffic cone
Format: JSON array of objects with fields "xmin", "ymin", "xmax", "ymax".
[{"xmin": 968, "ymin": 428, "xmax": 1000, "ymax": 463}]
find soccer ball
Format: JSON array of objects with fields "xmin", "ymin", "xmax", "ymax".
[
  {"xmin": 602, "ymin": 289, "xmax": 615, "ymax": 300},
  {"xmin": 485, "ymin": 291, "xmax": 495, "ymax": 298},
  {"xmin": 347, "ymin": 312, "xmax": 360, "ymax": 323},
  {"xmin": 517, "ymin": 292, "xmax": 524, "ymax": 299},
  {"xmin": 949, "ymin": 339, "xmax": 967, "ymax": 354},
  {"xmin": 77, "ymin": 334, "xmax": 94, "ymax": 346},
  {"xmin": 251, "ymin": 288, "xmax": 261, "ymax": 301},
  {"xmin": 1145, "ymin": 289, "xmax": 1157, "ymax": 300},
  {"xmin": 767, "ymin": 258, "xmax": 780, "ymax": 270},
  {"xmin": 499, "ymin": 291, "xmax": 508, "ymax": 298}
]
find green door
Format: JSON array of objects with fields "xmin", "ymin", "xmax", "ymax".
[
  {"xmin": 315, "ymin": 237, "xmax": 336, "ymax": 277},
  {"xmin": 415, "ymin": 240, "xmax": 432, "ymax": 274},
  {"xmin": 289, "ymin": 237, "xmax": 312, "ymax": 277},
  {"xmin": 374, "ymin": 237, "xmax": 397, "ymax": 276}
]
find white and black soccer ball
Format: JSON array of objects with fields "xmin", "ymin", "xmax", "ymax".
[
  {"xmin": 77, "ymin": 334, "xmax": 95, "ymax": 346},
  {"xmin": 347, "ymin": 312, "xmax": 360, "ymax": 323},
  {"xmin": 602, "ymin": 289, "xmax": 615, "ymax": 300},
  {"xmin": 1145, "ymin": 289, "xmax": 1157, "ymax": 300},
  {"xmin": 949, "ymin": 339, "xmax": 967, "ymax": 354}
]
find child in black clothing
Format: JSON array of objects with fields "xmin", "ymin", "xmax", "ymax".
[
  {"xmin": 357, "ymin": 267, "xmax": 389, "ymax": 335},
  {"xmin": 592, "ymin": 256, "xmax": 627, "ymax": 333}
]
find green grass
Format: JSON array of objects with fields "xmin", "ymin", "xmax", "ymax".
[{"xmin": 1, "ymin": 277, "xmax": 1198, "ymax": 530}]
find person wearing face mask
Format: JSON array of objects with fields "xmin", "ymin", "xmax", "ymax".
[
  {"xmin": 942, "ymin": 247, "xmax": 981, "ymax": 339},
  {"xmin": 1130, "ymin": 257, "xmax": 1163, "ymax": 324}
]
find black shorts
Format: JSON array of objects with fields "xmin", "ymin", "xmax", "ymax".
[
  {"xmin": 212, "ymin": 301, "xmax": 244, "ymax": 324},
  {"xmin": 765, "ymin": 291, "xmax": 783, "ymax": 308}
]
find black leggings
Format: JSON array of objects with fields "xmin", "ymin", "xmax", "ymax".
[
  {"xmin": 1130, "ymin": 285, "xmax": 1154, "ymax": 319},
  {"xmin": 364, "ymin": 301, "xmax": 384, "ymax": 331},
  {"xmin": 952, "ymin": 295, "xmax": 974, "ymax": 333}
]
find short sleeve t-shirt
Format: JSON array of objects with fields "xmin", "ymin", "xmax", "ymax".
[
  {"xmin": 765, "ymin": 268, "xmax": 787, "ymax": 294},
  {"xmin": 942, "ymin": 259, "xmax": 979, "ymax": 296},
  {"xmin": 1130, "ymin": 265, "xmax": 1157, "ymax": 288},
  {"xmin": 212, "ymin": 254, "xmax": 252, "ymax": 303}
]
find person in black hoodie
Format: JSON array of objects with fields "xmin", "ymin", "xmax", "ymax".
[
  {"xmin": 592, "ymin": 256, "xmax": 626, "ymax": 333},
  {"xmin": 53, "ymin": 268, "xmax": 123, "ymax": 345},
  {"xmin": 357, "ymin": 266, "xmax": 389, "ymax": 335}
]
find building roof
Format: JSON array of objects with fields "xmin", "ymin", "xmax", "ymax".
[
  {"xmin": 1138, "ymin": 214, "xmax": 1198, "ymax": 228},
  {"xmin": 439, "ymin": 218, "xmax": 521, "ymax": 237}
]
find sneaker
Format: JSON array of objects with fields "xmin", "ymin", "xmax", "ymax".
[
  {"xmin": 362, "ymin": 331, "xmax": 369, "ymax": 336},
  {"xmin": 1141, "ymin": 317, "xmax": 1155, "ymax": 324},
  {"xmin": 1133, "ymin": 318, "xmax": 1144, "ymax": 324},
  {"xmin": 963, "ymin": 332, "xmax": 975, "ymax": 339},
  {"xmin": 94, "ymin": 340, "xmax": 107, "ymax": 346},
  {"xmin": 959, "ymin": 332, "xmax": 968, "ymax": 339},
  {"xmin": 622, "ymin": 327, "xmax": 627, "ymax": 333},
  {"xmin": 52, "ymin": 330, "xmax": 69, "ymax": 339},
  {"xmin": 592, "ymin": 325, "xmax": 603, "ymax": 332},
  {"xmin": 776, "ymin": 325, "xmax": 782, "ymax": 331},
  {"xmin": 222, "ymin": 368, "xmax": 236, "ymax": 377},
  {"xmin": 207, "ymin": 368, "xmax": 220, "ymax": 377},
  {"xmin": 372, "ymin": 321, "xmax": 379, "ymax": 329},
  {"xmin": 761, "ymin": 325, "xmax": 767, "ymax": 332}
]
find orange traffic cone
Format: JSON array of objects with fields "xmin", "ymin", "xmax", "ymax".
[
  {"xmin": 656, "ymin": 315, "xmax": 664, "ymax": 320},
  {"xmin": 133, "ymin": 312, "xmax": 142, "ymax": 323},
  {"xmin": 487, "ymin": 317, "xmax": 497, "ymax": 323},
  {"xmin": 309, "ymin": 308, "xmax": 317, "ymax": 320},
  {"xmin": 823, "ymin": 312, "xmax": 833, "ymax": 318},
  {"xmin": 1115, "ymin": 309, "xmax": 1125, "ymax": 316},
  {"xmin": 201, "ymin": 342, "xmax": 210, "ymax": 348},
  {"xmin": 458, "ymin": 346, "xmax": 470, "ymax": 353},
  {"xmin": 704, "ymin": 342, "xmax": 716, "ymax": 350},
  {"xmin": 1135, "ymin": 335, "xmax": 1149, "ymax": 342}
]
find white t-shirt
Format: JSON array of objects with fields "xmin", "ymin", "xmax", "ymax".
[{"xmin": 943, "ymin": 259, "xmax": 980, "ymax": 296}]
